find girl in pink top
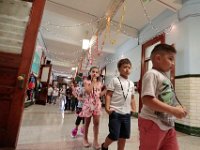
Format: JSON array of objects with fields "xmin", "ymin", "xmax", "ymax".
[{"xmin": 79, "ymin": 66, "xmax": 106, "ymax": 149}]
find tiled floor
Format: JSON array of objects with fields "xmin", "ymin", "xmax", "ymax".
[{"xmin": 16, "ymin": 104, "xmax": 200, "ymax": 150}]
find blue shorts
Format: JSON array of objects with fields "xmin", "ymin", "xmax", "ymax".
[{"xmin": 108, "ymin": 111, "xmax": 131, "ymax": 141}]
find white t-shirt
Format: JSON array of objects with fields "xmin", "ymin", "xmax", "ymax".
[
  {"xmin": 47, "ymin": 87, "xmax": 53, "ymax": 96},
  {"xmin": 140, "ymin": 69, "xmax": 179, "ymax": 130},
  {"xmin": 107, "ymin": 76, "xmax": 135, "ymax": 114},
  {"xmin": 52, "ymin": 88, "xmax": 59, "ymax": 96},
  {"xmin": 60, "ymin": 88, "xmax": 66, "ymax": 95}
]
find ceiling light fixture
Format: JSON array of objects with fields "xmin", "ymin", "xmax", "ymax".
[
  {"xmin": 82, "ymin": 39, "xmax": 90, "ymax": 50},
  {"xmin": 71, "ymin": 67, "xmax": 76, "ymax": 71}
]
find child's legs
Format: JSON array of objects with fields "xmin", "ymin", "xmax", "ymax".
[
  {"xmin": 139, "ymin": 117, "xmax": 167, "ymax": 150},
  {"xmin": 83, "ymin": 117, "xmax": 91, "ymax": 143},
  {"xmin": 117, "ymin": 138, "xmax": 126, "ymax": 150},
  {"xmin": 71, "ymin": 98, "xmax": 75, "ymax": 111},
  {"xmin": 52, "ymin": 96, "xmax": 55, "ymax": 103},
  {"xmin": 75, "ymin": 116, "xmax": 82, "ymax": 127},
  {"xmin": 75, "ymin": 98, "xmax": 78, "ymax": 108},
  {"xmin": 27, "ymin": 90, "xmax": 31, "ymax": 100},
  {"xmin": 66, "ymin": 98, "xmax": 71, "ymax": 110},
  {"xmin": 61, "ymin": 99, "xmax": 65, "ymax": 111},
  {"xmin": 82, "ymin": 117, "xmax": 85, "ymax": 124},
  {"xmin": 119, "ymin": 113, "xmax": 131, "ymax": 139},
  {"xmin": 52, "ymin": 96, "xmax": 56, "ymax": 104},
  {"xmin": 117, "ymin": 113, "xmax": 131, "ymax": 150},
  {"xmin": 30, "ymin": 90, "xmax": 33, "ymax": 100},
  {"xmin": 63, "ymin": 96, "xmax": 66, "ymax": 104},
  {"xmin": 50, "ymin": 96, "xmax": 52, "ymax": 103},
  {"xmin": 47, "ymin": 96, "xmax": 50, "ymax": 103},
  {"xmin": 103, "ymin": 111, "xmax": 121, "ymax": 148},
  {"xmin": 93, "ymin": 115, "xmax": 100, "ymax": 145},
  {"xmin": 160, "ymin": 128, "xmax": 179, "ymax": 150}
]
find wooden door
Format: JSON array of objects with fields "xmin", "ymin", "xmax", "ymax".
[{"xmin": 0, "ymin": 0, "xmax": 46, "ymax": 148}]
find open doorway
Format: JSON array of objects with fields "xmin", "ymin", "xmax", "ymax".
[{"xmin": 139, "ymin": 34, "xmax": 166, "ymax": 112}]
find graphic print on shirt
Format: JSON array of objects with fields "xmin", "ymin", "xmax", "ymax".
[
  {"xmin": 158, "ymin": 80, "xmax": 174, "ymax": 105},
  {"xmin": 155, "ymin": 79, "xmax": 177, "ymax": 127}
]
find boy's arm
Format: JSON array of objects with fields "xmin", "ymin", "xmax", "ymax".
[
  {"xmin": 142, "ymin": 95, "xmax": 187, "ymax": 119},
  {"xmin": 131, "ymin": 95, "xmax": 136, "ymax": 112},
  {"xmin": 105, "ymin": 90, "xmax": 113, "ymax": 115},
  {"xmin": 100, "ymin": 88, "xmax": 107, "ymax": 97},
  {"xmin": 100, "ymin": 85, "xmax": 106, "ymax": 97}
]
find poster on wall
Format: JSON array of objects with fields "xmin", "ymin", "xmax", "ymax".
[
  {"xmin": 31, "ymin": 51, "xmax": 40, "ymax": 76},
  {"xmin": 31, "ymin": 44, "xmax": 43, "ymax": 76}
]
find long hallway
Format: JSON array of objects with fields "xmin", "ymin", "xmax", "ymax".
[{"xmin": 16, "ymin": 104, "xmax": 200, "ymax": 150}]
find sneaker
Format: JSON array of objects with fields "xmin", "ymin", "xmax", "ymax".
[
  {"xmin": 80, "ymin": 127, "xmax": 84, "ymax": 135},
  {"xmin": 71, "ymin": 128, "xmax": 78, "ymax": 138},
  {"xmin": 101, "ymin": 143, "xmax": 108, "ymax": 150}
]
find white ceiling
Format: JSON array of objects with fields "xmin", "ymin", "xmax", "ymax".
[{"xmin": 40, "ymin": 0, "xmax": 182, "ymax": 77}]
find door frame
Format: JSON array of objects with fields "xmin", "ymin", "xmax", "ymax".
[
  {"xmin": 138, "ymin": 34, "xmax": 165, "ymax": 112},
  {"xmin": 4, "ymin": 0, "xmax": 46, "ymax": 147}
]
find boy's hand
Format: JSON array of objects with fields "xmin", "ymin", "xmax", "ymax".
[
  {"xmin": 171, "ymin": 106, "xmax": 187, "ymax": 119},
  {"xmin": 105, "ymin": 108, "xmax": 113, "ymax": 115}
]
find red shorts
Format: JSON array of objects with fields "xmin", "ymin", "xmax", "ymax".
[{"xmin": 138, "ymin": 117, "xmax": 179, "ymax": 150}]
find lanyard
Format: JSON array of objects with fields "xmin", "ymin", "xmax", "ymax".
[
  {"xmin": 117, "ymin": 77, "xmax": 130, "ymax": 101},
  {"xmin": 154, "ymin": 69, "xmax": 183, "ymax": 107}
]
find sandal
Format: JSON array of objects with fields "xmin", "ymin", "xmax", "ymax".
[
  {"xmin": 83, "ymin": 142, "xmax": 91, "ymax": 148},
  {"xmin": 93, "ymin": 144, "xmax": 101, "ymax": 150}
]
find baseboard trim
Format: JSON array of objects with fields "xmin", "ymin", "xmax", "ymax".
[
  {"xmin": 175, "ymin": 123, "xmax": 200, "ymax": 137},
  {"xmin": 24, "ymin": 101, "xmax": 34, "ymax": 108},
  {"xmin": 175, "ymin": 74, "xmax": 200, "ymax": 79}
]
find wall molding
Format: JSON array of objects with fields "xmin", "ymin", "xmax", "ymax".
[
  {"xmin": 175, "ymin": 74, "xmax": 200, "ymax": 79},
  {"xmin": 175, "ymin": 123, "xmax": 200, "ymax": 137}
]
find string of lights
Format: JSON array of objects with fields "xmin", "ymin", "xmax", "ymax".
[
  {"xmin": 139, "ymin": 0, "xmax": 159, "ymax": 33},
  {"xmin": 41, "ymin": 16, "xmax": 105, "ymax": 30}
]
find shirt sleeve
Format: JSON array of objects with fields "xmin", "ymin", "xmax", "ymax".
[
  {"xmin": 131, "ymin": 82, "xmax": 135, "ymax": 95},
  {"xmin": 141, "ymin": 71, "xmax": 157, "ymax": 98},
  {"xmin": 107, "ymin": 78, "xmax": 115, "ymax": 91}
]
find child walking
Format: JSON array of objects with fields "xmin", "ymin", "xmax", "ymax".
[
  {"xmin": 52, "ymin": 85, "xmax": 59, "ymax": 104},
  {"xmin": 59, "ymin": 85, "xmax": 66, "ymax": 112},
  {"xmin": 71, "ymin": 83, "xmax": 85, "ymax": 138},
  {"xmin": 47, "ymin": 85, "xmax": 53, "ymax": 104},
  {"xmin": 79, "ymin": 66, "xmax": 106, "ymax": 149},
  {"xmin": 101, "ymin": 58, "xmax": 136, "ymax": 150},
  {"xmin": 139, "ymin": 44, "xmax": 187, "ymax": 150}
]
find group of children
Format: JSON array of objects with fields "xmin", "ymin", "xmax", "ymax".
[
  {"xmin": 69, "ymin": 43, "xmax": 187, "ymax": 150},
  {"xmin": 47, "ymin": 84, "xmax": 75, "ymax": 111},
  {"xmin": 47, "ymin": 85, "xmax": 59, "ymax": 104}
]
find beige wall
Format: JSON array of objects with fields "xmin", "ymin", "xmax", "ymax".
[{"xmin": 175, "ymin": 77, "xmax": 200, "ymax": 127}]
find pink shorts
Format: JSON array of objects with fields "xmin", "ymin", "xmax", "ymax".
[{"xmin": 138, "ymin": 117, "xmax": 179, "ymax": 150}]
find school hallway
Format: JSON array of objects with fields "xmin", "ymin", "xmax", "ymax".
[{"xmin": 15, "ymin": 104, "xmax": 200, "ymax": 150}]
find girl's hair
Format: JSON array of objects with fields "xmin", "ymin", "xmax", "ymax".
[{"xmin": 87, "ymin": 66, "xmax": 100, "ymax": 81}]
